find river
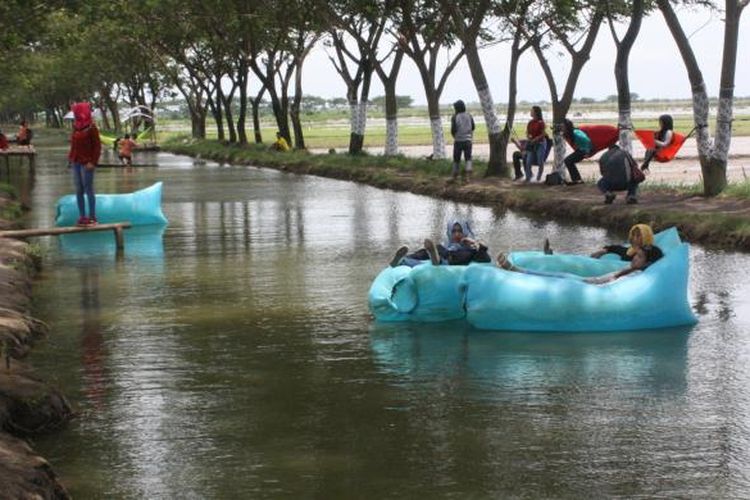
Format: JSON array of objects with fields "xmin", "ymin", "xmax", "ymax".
[{"xmin": 5, "ymin": 145, "xmax": 750, "ymax": 497}]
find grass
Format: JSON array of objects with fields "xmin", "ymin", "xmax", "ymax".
[
  {"xmin": 0, "ymin": 183, "xmax": 17, "ymax": 197},
  {"xmin": 166, "ymin": 135, "xmax": 750, "ymax": 201},
  {"xmin": 165, "ymin": 136, "xmax": 490, "ymax": 179}
]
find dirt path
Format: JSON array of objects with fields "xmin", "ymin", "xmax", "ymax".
[{"xmin": 315, "ymin": 136, "xmax": 750, "ymax": 184}]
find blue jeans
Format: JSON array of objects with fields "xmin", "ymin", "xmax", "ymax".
[
  {"xmin": 72, "ymin": 163, "xmax": 96, "ymax": 218},
  {"xmin": 523, "ymin": 141, "xmax": 547, "ymax": 181},
  {"xmin": 597, "ymin": 177, "xmax": 637, "ymax": 198}
]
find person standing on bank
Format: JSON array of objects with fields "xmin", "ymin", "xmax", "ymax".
[
  {"xmin": 68, "ymin": 102, "xmax": 101, "ymax": 226},
  {"xmin": 450, "ymin": 100, "xmax": 475, "ymax": 182}
]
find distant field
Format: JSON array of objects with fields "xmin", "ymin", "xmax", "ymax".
[{"xmin": 157, "ymin": 113, "xmax": 750, "ymax": 150}]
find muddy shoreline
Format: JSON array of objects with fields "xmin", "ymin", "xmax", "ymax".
[
  {"xmin": 165, "ymin": 142, "xmax": 750, "ymax": 251},
  {"xmin": 0, "ymin": 191, "xmax": 72, "ymax": 499}
]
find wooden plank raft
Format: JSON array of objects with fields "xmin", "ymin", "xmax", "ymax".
[
  {"xmin": 97, "ymin": 163, "xmax": 158, "ymax": 168},
  {"xmin": 0, "ymin": 146, "xmax": 36, "ymax": 169},
  {"xmin": 0, "ymin": 222, "xmax": 132, "ymax": 250}
]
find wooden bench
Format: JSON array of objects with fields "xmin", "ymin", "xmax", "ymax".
[{"xmin": 0, "ymin": 222, "xmax": 132, "ymax": 250}]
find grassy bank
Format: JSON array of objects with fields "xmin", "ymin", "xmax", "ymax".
[
  {"xmin": 162, "ymin": 137, "xmax": 750, "ymax": 251},
  {"xmin": 0, "ymin": 183, "xmax": 22, "ymax": 222}
]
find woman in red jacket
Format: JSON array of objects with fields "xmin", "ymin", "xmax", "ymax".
[{"xmin": 68, "ymin": 102, "xmax": 101, "ymax": 225}]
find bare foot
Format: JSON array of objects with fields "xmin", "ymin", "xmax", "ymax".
[
  {"xmin": 544, "ymin": 238, "xmax": 553, "ymax": 255},
  {"xmin": 496, "ymin": 252, "xmax": 513, "ymax": 270},
  {"xmin": 389, "ymin": 245, "xmax": 409, "ymax": 267},
  {"xmin": 424, "ymin": 238, "xmax": 440, "ymax": 265}
]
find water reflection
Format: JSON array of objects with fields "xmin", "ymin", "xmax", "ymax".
[
  {"xmin": 79, "ymin": 265, "xmax": 107, "ymax": 412},
  {"xmin": 370, "ymin": 322, "xmax": 690, "ymax": 398},
  {"xmin": 18, "ymin": 144, "xmax": 750, "ymax": 497},
  {"xmin": 59, "ymin": 224, "xmax": 166, "ymax": 259}
]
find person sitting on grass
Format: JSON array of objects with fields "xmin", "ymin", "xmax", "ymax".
[
  {"xmin": 496, "ymin": 224, "xmax": 662, "ymax": 284},
  {"xmin": 270, "ymin": 131, "xmax": 290, "ymax": 152},
  {"xmin": 389, "ymin": 221, "xmax": 491, "ymax": 268}
]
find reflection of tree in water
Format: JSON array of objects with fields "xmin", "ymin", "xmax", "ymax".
[
  {"xmin": 368, "ymin": 323, "xmax": 700, "ymax": 495},
  {"xmin": 80, "ymin": 266, "xmax": 107, "ymax": 412}
]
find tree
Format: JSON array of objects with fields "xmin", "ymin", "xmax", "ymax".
[
  {"xmin": 393, "ymin": 0, "xmax": 465, "ymax": 159},
  {"xmin": 528, "ymin": 0, "xmax": 605, "ymax": 174},
  {"xmin": 445, "ymin": 0, "xmax": 505, "ymax": 175},
  {"xmin": 657, "ymin": 0, "xmax": 747, "ymax": 196},
  {"xmin": 605, "ymin": 0, "xmax": 645, "ymax": 153}
]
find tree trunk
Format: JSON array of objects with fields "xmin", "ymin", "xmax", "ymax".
[
  {"xmin": 237, "ymin": 68, "xmax": 249, "ymax": 145},
  {"xmin": 252, "ymin": 88, "xmax": 266, "ymax": 144},
  {"xmin": 290, "ymin": 62, "xmax": 305, "ymax": 149},
  {"xmin": 426, "ymin": 90, "xmax": 445, "ymax": 159},
  {"xmin": 383, "ymin": 80, "xmax": 399, "ymax": 156},
  {"xmin": 464, "ymin": 41, "xmax": 506, "ymax": 176},
  {"xmin": 612, "ymin": 0, "xmax": 643, "ymax": 154},
  {"xmin": 223, "ymin": 84, "xmax": 238, "ymax": 143}
]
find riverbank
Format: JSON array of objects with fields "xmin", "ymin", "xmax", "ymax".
[
  {"xmin": 0, "ymin": 186, "xmax": 72, "ymax": 498},
  {"xmin": 163, "ymin": 138, "xmax": 750, "ymax": 251}
]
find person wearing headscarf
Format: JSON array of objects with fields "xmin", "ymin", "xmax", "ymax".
[
  {"xmin": 389, "ymin": 221, "xmax": 491, "ymax": 267},
  {"xmin": 67, "ymin": 102, "xmax": 101, "ymax": 226}
]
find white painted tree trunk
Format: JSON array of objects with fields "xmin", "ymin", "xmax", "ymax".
[
  {"xmin": 349, "ymin": 100, "xmax": 359, "ymax": 136},
  {"xmin": 477, "ymin": 87, "xmax": 501, "ymax": 135},
  {"xmin": 385, "ymin": 118, "xmax": 399, "ymax": 155},
  {"xmin": 691, "ymin": 83, "xmax": 713, "ymax": 158},
  {"xmin": 430, "ymin": 117, "xmax": 446, "ymax": 159},
  {"xmin": 714, "ymin": 93, "xmax": 733, "ymax": 163},
  {"xmin": 355, "ymin": 101, "xmax": 368, "ymax": 136},
  {"xmin": 552, "ymin": 125, "xmax": 567, "ymax": 176},
  {"xmin": 618, "ymin": 109, "xmax": 633, "ymax": 154}
]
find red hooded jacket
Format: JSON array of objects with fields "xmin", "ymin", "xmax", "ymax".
[{"xmin": 68, "ymin": 102, "xmax": 101, "ymax": 165}]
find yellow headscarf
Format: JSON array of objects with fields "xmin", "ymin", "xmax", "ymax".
[{"xmin": 627, "ymin": 224, "xmax": 654, "ymax": 256}]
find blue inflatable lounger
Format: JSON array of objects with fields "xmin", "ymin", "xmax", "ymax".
[
  {"xmin": 368, "ymin": 227, "xmax": 696, "ymax": 332},
  {"xmin": 55, "ymin": 182, "xmax": 168, "ymax": 226}
]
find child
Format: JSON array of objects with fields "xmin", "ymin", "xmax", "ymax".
[
  {"xmin": 562, "ymin": 119, "xmax": 592, "ymax": 184},
  {"xmin": 450, "ymin": 100, "xmax": 475, "ymax": 182},
  {"xmin": 118, "ymin": 134, "xmax": 137, "ymax": 166},
  {"xmin": 67, "ymin": 102, "xmax": 102, "ymax": 226},
  {"xmin": 641, "ymin": 114, "xmax": 673, "ymax": 171}
]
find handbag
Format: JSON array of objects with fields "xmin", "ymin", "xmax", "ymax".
[
  {"xmin": 630, "ymin": 162, "xmax": 646, "ymax": 184},
  {"xmin": 625, "ymin": 150, "xmax": 645, "ymax": 184}
]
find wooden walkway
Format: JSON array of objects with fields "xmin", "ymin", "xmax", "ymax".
[
  {"xmin": 0, "ymin": 146, "xmax": 36, "ymax": 170},
  {"xmin": 0, "ymin": 222, "xmax": 132, "ymax": 250}
]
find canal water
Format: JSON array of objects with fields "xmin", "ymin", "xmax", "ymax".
[{"xmin": 5, "ymin": 145, "xmax": 750, "ymax": 497}]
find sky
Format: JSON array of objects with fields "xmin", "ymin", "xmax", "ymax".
[{"xmin": 284, "ymin": 5, "xmax": 750, "ymax": 105}]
